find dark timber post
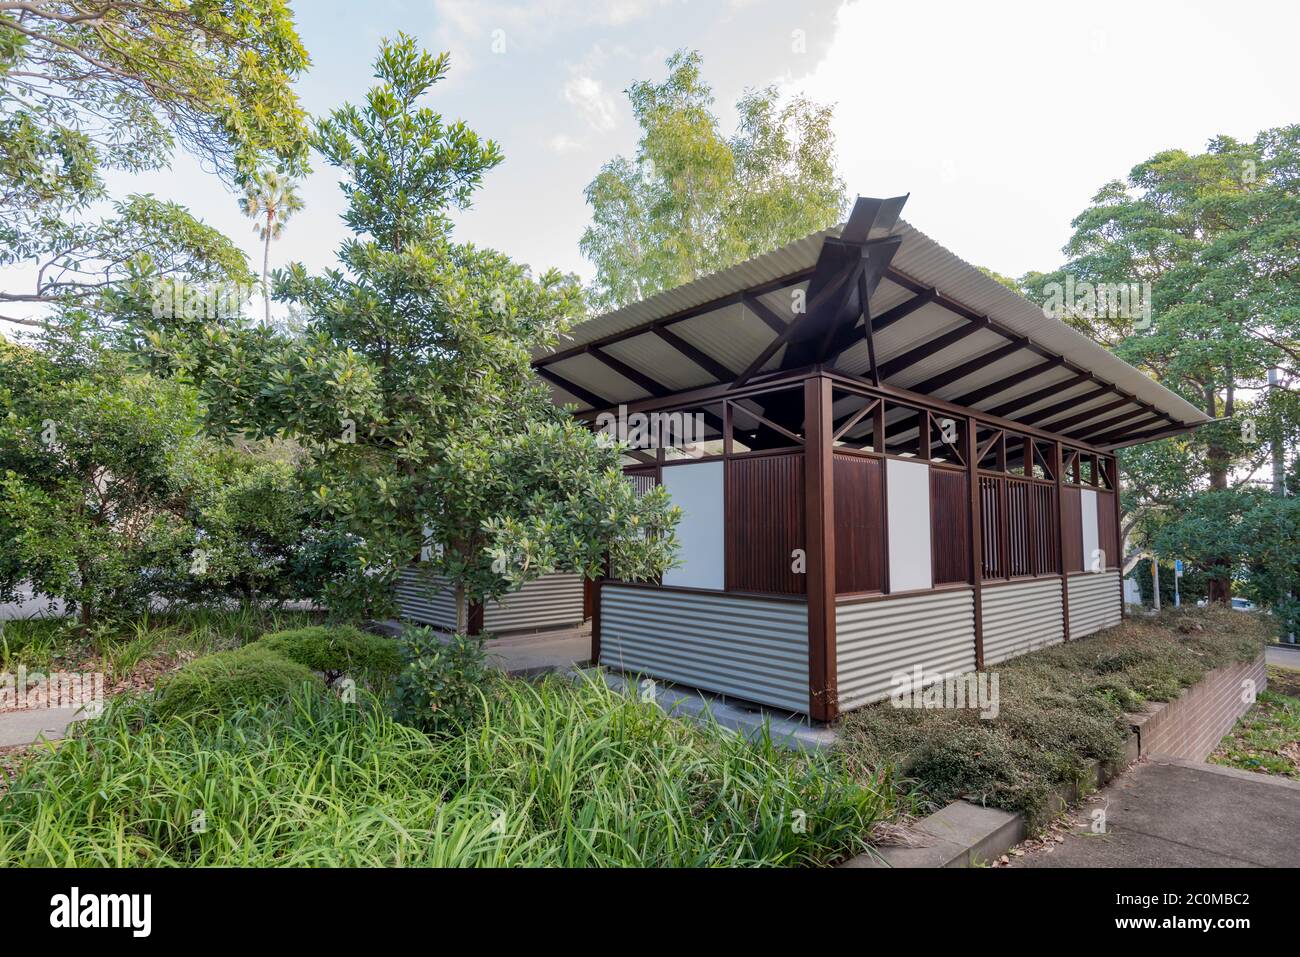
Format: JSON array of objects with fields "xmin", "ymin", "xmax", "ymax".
[
  {"xmin": 1112, "ymin": 454, "xmax": 1126, "ymax": 620},
  {"xmin": 590, "ymin": 578, "xmax": 602, "ymax": 663},
  {"xmin": 467, "ymin": 599, "xmax": 485, "ymax": 637},
  {"xmin": 804, "ymin": 374, "xmax": 837, "ymax": 721},
  {"xmin": 1055, "ymin": 440, "xmax": 1071, "ymax": 641},
  {"xmin": 965, "ymin": 417, "xmax": 984, "ymax": 670}
]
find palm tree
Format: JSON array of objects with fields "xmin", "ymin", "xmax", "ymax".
[{"xmin": 242, "ymin": 169, "xmax": 304, "ymax": 325}]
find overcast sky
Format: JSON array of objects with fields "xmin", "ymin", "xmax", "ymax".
[{"xmin": 5, "ymin": 0, "xmax": 1299, "ymax": 329}]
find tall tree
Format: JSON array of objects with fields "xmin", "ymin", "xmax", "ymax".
[
  {"xmin": 139, "ymin": 36, "xmax": 679, "ymax": 623},
  {"xmin": 242, "ymin": 169, "xmax": 304, "ymax": 325},
  {"xmin": 1022, "ymin": 127, "xmax": 1300, "ymax": 602},
  {"xmin": 1, "ymin": 0, "xmax": 310, "ymax": 323},
  {"xmin": 580, "ymin": 50, "xmax": 847, "ymax": 310}
]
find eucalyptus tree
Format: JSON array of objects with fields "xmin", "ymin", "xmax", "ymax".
[
  {"xmin": 581, "ymin": 49, "xmax": 848, "ymax": 310},
  {"xmin": 1022, "ymin": 127, "xmax": 1300, "ymax": 602},
  {"xmin": 0, "ymin": 0, "xmax": 310, "ymax": 325}
]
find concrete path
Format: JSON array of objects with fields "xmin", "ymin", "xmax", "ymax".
[
  {"xmin": 1010, "ymin": 756, "xmax": 1300, "ymax": 868},
  {"xmin": 1267, "ymin": 643, "xmax": 1300, "ymax": 669},
  {"xmin": 481, "ymin": 628, "xmax": 592, "ymax": 676},
  {"xmin": 0, "ymin": 584, "xmax": 65, "ymax": 622},
  {"xmin": 0, "ymin": 707, "xmax": 87, "ymax": 747}
]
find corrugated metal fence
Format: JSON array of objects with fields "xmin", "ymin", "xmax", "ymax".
[
  {"xmin": 1067, "ymin": 570, "xmax": 1122, "ymax": 639},
  {"xmin": 395, "ymin": 566, "xmax": 586, "ymax": 635},
  {"xmin": 600, "ymin": 584, "xmax": 810, "ymax": 713},
  {"xmin": 836, "ymin": 588, "xmax": 976, "ymax": 710},
  {"xmin": 981, "ymin": 577, "xmax": 1064, "ymax": 665}
]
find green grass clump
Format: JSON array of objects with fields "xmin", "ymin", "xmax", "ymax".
[
  {"xmin": 0, "ymin": 675, "xmax": 895, "ymax": 867},
  {"xmin": 153, "ymin": 645, "xmax": 322, "ymax": 721},
  {"xmin": 257, "ymin": 626, "xmax": 402, "ymax": 682},
  {"xmin": 0, "ymin": 606, "xmax": 325, "ymax": 676},
  {"xmin": 839, "ymin": 605, "xmax": 1270, "ymax": 828},
  {"xmin": 1211, "ymin": 666, "xmax": 1300, "ymax": 779}
]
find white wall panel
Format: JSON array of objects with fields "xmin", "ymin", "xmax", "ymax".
[
  {"xmin": 1081, "ymin": 488, "xmax": 1100, "ymax": 571},
  {"xmin": 886, "ymin": 458, "xmax": 932, "ymax": 592},
  {"xmin": 661, "ymin": 460, "xmax": 725, "ymax": 590}
]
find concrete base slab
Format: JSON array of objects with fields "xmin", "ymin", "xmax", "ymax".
[
  {"xmin": 0, "ymin": 707, "xmax": 87, "ymax": 747},
  {"xmin": 582, "ymin": 669, "xmax": 838, "ymax": 753},
  {"xmin": 482, "ymin": 628, "xmax": 592, "ymax": 677}
]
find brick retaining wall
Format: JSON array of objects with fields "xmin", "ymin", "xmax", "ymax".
[{"xmin": 1128, "ymin": 654, "xmax": 1267, "ymax": 762}]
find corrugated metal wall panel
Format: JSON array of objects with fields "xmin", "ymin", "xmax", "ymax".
[
  {"xmin": 483, "ymin": 573, "xmax": 586, "ymax": 633},
  {"xmin": 836, "ymin": 588, "xmax": 977, "ymax": 710},
  {"xmin": 1068, "ymin": 571, "xmax": 1122, "ymax": 638},
  {"xmin": 397, "ymin": 568, "xmax": 586, "ymax": 635},
  {"xmin": 982, "ymin": 577, "xmax": 1064, "ymax": 665},
  {"xmin": 394, "ymin": 566, "xmax": 460, "ymax": 630},
  {"xmin": 600, "ymin": 585, "xmax": 809, "ymax": 713}
]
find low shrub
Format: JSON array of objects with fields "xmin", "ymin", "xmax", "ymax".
[
  {"xmin": 839, "ymin": 605, "xmax": 1269, "ymax": 829},
  {"xmin": 153, "ymin": 645, "xmax": 322, "ymax": 721},
  {"xmin": 0, "ymin": 676, "xmax": 896, "ymax": 866},
  {"xmin": 257, "ymin": 626, "xmax": 402, "ymax": 685},
  {"xmin": 390, "ymin": 627, "xmax": 491, "ymax": 734}
]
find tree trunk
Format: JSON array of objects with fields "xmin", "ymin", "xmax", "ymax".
[
  {"xmin": 262, "ymin": 219, "xmax": 272, "ymax": 327},
  {"xmin": 1204, "ymin": 384, "xmax": 1232, "ymax": 603}
]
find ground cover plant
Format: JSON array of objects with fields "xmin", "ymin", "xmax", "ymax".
[
  {"xmin": 257, "ymin": 625, "xmax": 403, "ymax": 686},
  {"xmin": 838, "ymin": 605, "xmax": 1270, "ymax": 828},
  {"xmin": 1210, "ymin": 665, "xmax": 1300, "ymax": 779},
  {"xmin": 0, "ymin": 606, "xmax": 324, "ymax": 701},
  {"xmin": 0, "ymin": 675, "xmax": 897, "ymax": 867}
]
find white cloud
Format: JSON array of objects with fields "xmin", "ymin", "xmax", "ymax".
[
  {"xmin": 430, "ymin": 0, "xmax": 682, "ymax": 51},
  {"xmin": 563, "ymin": 72, "xmax": 617, "ymax": 132},
  {"xmin": 788, "ymin": 0, "xmax": 1300, "ymax": 276},
  {"xmin": 547, "ymin": 134, "xmax": 588, "ymax": 154}
]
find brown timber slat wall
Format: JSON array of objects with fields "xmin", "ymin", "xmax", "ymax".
[
  {"xmin": 1006, "ymin": 478, "xmax": 1031, "ymax": 576},
  {"xmin": 833, "ymin": 453, "xmax": 885, "ymax": 593},
  {"xmin": 725, "ymin": 452, "xmax": 805, "ymax": 594},
  {"xmin": 930, "ymin": 468, "xmax": 969, "ymax": 584},
  {"xmin": 1096, "ymin": 489, "xmax": 1119, "ymax": 569},
  {"xmin": 1061, "ymin": 485, "xmax": 1083, "ymax": 573},
  {"xmin": 979, "ymin": 476, "xmax": 1005, "ymax": 578},
  {"xmin": 1030, "ymin": 482, "xmax": 1059, "ymax": 574}
]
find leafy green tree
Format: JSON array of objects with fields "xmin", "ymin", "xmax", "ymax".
[
  {"xmin": 180, "ymin": 447, "xmax": 327, "ymax": 606},
  {"xmin": 1023, "ymin": 127, "xmax": 1300, "ymax": 600},
  {"xmin": 1151, "ymin": 489, "xmax": 1299, "ymax": 636},
  {"xmin": 242, "ymin": 169, "xmax": 304, "ymax": 325},
  {"xmin": 0, "ymin": 327, "xmax": 342, "ymax": 625},
  {"xmin": 0, "ymin": 337, "xmax": 207, "ymax": 628},
  {"xmin": 1, "ymin": 0, "xmax": 310, "ymax": 322},
  {"xmin": 141, "ymin": 36, "xmax": 679, "ymax": 625},
  {"xmin": 580, "ymin": 49, "xmax": 847, "ymax": 310}
]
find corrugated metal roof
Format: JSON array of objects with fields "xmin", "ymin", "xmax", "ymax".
[{"xmin": 536, "ymin": 213, "xmax": 1209, "ymax": 445}]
